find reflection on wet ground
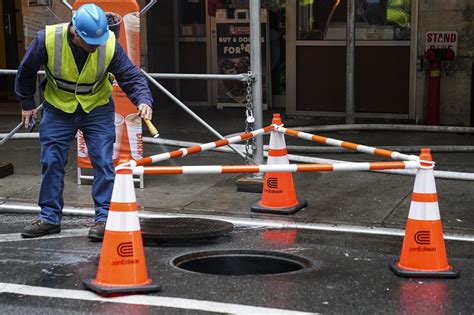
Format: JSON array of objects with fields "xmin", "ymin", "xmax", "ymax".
[{"xmin": 0, "ymin": 214, "xmax": 472, "ymax": 313}]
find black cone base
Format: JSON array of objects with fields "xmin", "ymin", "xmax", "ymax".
[
  {"xmin": 390, "ymin": 260, "xmax": 459, "ymax": 278},
  {"xmin": 83, "ymin": 279, "xmax": 161, "ymax": 296},
  {"xmin": 251, "ymin": 199, "xmax": 307, "ymax": 215}
]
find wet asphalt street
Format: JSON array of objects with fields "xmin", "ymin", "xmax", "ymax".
[{"xmin": 0, "ymin": 213, "xmax": 473, "ymax": 314}]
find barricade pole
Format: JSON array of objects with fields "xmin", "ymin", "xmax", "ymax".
[
  {"xmin": 131, "ymin": 125, "xmax": 275, "ymax": 166},
  {"xmin": 131, "ymin": 161, "xmax": 421, "ymax": 175},
  {"xmin": 277, "ymin": 126, "xmax": 420, "ymax": 162}
]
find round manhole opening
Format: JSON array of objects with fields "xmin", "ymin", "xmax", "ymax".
[{"xmin": 172, "ymin": 250, "xmax": 311, "ymax": 276}]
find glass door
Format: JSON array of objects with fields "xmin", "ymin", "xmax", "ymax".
[{"xmin": 286, "ymin": 0, "xmax": 417, "ymax": 119}]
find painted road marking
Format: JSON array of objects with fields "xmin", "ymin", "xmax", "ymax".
[
  {"xmin": 0, "ymin": 282, "xmax": 316, "ymax": 315},
  {"xmin": 0, "ymin": 228, "xmax": 88, "ymax": 243}
]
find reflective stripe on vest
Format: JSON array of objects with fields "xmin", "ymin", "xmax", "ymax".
[
  {"xmin": 44, "ymin": 23, "xmax": 115, "ymax": 113},
  {"xmin": 51, "ymin": 25, "xmax": 107, "ymax": 94}
]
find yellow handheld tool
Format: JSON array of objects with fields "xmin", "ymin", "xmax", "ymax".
[{"xmin": 143, "ymin": 117, "xmax": 159, "ymax": 138}]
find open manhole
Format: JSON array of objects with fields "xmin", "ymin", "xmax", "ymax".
[
  {"xmin": 140, "ymin": 218, "xmax": 234, "ymax": 244},
  {"xmin": 172, "ymin": 250, "xmax": 312, "ymax": 276}
]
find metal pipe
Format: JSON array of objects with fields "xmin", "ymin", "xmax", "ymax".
[
  {"xmin": 3, "ymin": 133, "xmax": 474, "ymax": 155},
  {"xmin": 1, "ymin": 202, "xmax": 473, "ymax": 242},
  {"xmin": 61, "ymin": 0, "xmax": 72, "ymax": 11},
  {"xmin": 0, "ymin": 69, "xmax": 247, "ymax": 81},
  {"xmin": 249, "ymin": 0, "xmax": 264, "ymax": 166},
  {"xmin": 147, "ymin": 73, "xmax": 248, "ymax": 81},
  {"xmin": 139, "ymin": 0, "xmax": 157, "ymax": 17},
  {"xmin": 0, "ymin": 104, "xmax": 43, "ymax": 146},
  {"xmin": 141, "ymin": 69, "xmax": 251, "ymax": 162},
  {"xmin": 0, "ymin": 123, "xmax": 24, "ymax": 146},
  {"xmin": 0, "ymin": 69, "xmax": 45, "ymax": 75},
  {"xmin": 346, "ymin": 0, "xmax": 355, "ymax": 124}
]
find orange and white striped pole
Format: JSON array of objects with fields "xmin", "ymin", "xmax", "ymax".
[
  {"xmin": 131, "ymin": 161, "xmax": 421, "ymax": 175},
  {"xmin": 390, "ymin": 148, "xmax": 458, "ymax": 278},
  {"xmin": 126, "ymin": 125, "xmax": 275, "ymax": 167},
  {"xmin": 278, "ymin": 126, "xmax": 420, "ymax": 162},
  {"xmin": 83, "ymin": 168, "xmax": 161, "ymax": 295}
]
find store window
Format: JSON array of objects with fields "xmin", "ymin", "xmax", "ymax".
[
  {"xmin": 297, "ymin": 0, "xmax": 411, "ymax": 41},
  {"xmin": 179, "ymin": 0, "xmax": 206, "ymax": 37}
]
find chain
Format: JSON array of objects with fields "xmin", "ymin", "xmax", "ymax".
[{"xmin": 244, "ymin": 71, "xmax": 256, "ymax": 164}]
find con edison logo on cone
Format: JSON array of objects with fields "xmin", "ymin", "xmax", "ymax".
[
  {"xmin": 117, "ymin": 242, "xmax": 134, "ymax": 257},
  {"xmin": 410, "ymin": 231, "xmax": 435, "ymax": 252},
  {"xmin": 113, "ymin": 242, "xmax": 139, "ymax": 265},
  {"xmin": 264, "ymin": 177, "xmax": 282, "ymax": 193},
  {"xmin": 414, "ymin": 231, "xmax": 430, "ymax": 245}
]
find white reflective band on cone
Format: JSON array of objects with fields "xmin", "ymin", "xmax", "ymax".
[
  {"xmin": 111, "ymin": 174, "xmax": 136, "ymax": 203},
  {"xmin": 269, "ymin": 132, "xmax": 286, "ymax": 150},
  {"xmin": 413, "ymin": 170, "xmax": 437, "ymax": 193},
  {"xmin": 408, "ymin": 202, "xmax": 441, "ymax": 220},
  {"xmin": 267, "ymin": 155, "xmax": 290, "ymax": 165},
  {"xmin": 106, "ymin": 211, "xmax": 141, "ymax": 232}
]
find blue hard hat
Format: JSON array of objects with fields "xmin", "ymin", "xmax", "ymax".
[{"xmin": 72, "ymin": 4, "xmax": 109, "ymax": 46}]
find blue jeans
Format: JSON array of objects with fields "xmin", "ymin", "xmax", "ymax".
[{"xmin": 38, "ymin": 101, "xmax": 115, "ymax": 225}]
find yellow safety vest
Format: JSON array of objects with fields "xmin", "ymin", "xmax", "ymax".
[
  {"xmin": 44, "ymin": 23, "xmax": 116, "ymax": 113},
  {"xmin": 387, "ymin": 0, "xmax": 411, "ymax": 28}
]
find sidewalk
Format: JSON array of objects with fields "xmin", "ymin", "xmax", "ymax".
[{"xmin": 1, "ymin": 105, "xmax": 474, "ymax": 236}]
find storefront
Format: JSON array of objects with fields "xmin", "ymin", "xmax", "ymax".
[
  {"xmin": 147, "ymin": 0, "xmax": 416, "ymax": 120},
  {"xmin": 286, "ymin": 0, "xmax": 416, "ymax": 119}
]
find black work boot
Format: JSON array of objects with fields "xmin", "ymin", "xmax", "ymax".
[
  {"xmin": 88, "ymin": 221, "xmax": 106, "ymax": 242},
  {"xmin": 21, "ymin": 220, "xmax": 61, "ymax": 238}
]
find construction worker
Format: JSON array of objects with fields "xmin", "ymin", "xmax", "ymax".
[{"xmin": 15, "ymin": 4, "xmax": 154, "ymax": 241}]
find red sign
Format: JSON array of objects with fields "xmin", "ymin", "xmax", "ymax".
[{"xmin": 425, "ymin": 31, "xmax": 458, "ymax": 54}]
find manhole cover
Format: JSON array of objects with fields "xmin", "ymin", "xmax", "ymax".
[
  {"xmin": 172, "ymin": 250, "xmax": 312, "ymax": 276},
  {"xmin": 140, "ymin": 218, "xmax": 234, "ymax": 243}
]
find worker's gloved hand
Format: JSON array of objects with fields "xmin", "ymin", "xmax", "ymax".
[
  {"xmin": 138, "ymin": 103, "xmax": 153, "ymax": 120},
  {"xmin": 22, "ymin": 109, "xmax": 38, "ymax": 129}
]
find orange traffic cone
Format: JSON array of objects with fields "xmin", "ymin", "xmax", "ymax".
[
  {"xmin": 390, "ymin": 148, "xmax": 458, "ymax": 278},
  {"xmin": 251, "ymin": 113, "xmax": 307, "ymax": 215},
  {"xmin": 83, "ymin": 168, "xmax": 161, "ymax": 295}
]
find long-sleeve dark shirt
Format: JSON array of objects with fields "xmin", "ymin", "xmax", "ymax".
[{"xmin": 15, "ymin": 24, "xmax": 153, "ymax": 111}]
